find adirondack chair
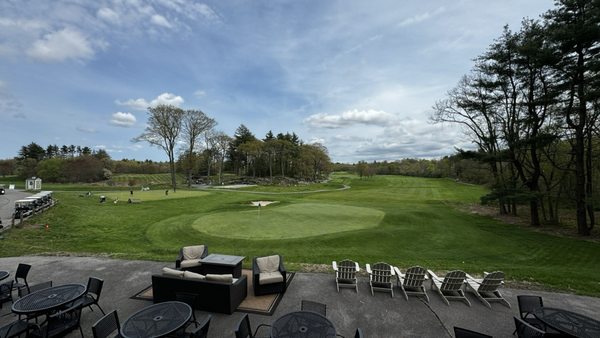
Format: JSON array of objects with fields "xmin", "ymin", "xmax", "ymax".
[
  {"xmin": 465, "ymin": 271, "xmax": 510, "ymax": 308},
  {"xmin": 332, "ymin": 260, "xmax": 360, "ymax": 292},
  {"xmin": 366, "ymin": 262, "xmax": 395, "ymax": 297},
  {"xmin": 393, "ymin": 266, "xmax": 429, "ymax": 302},
  {"xmin": 427, "ymin": 270, "xmax": 470, "ymax": 306}
]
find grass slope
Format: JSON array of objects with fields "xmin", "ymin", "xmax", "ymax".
[{"xmin": 1, "ymin": 173, "xmax": 599, "ymax": 296}]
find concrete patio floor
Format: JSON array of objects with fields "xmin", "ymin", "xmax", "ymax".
[{"xmin": 1, "ymin": 256, "xmax": 599, "ymax": 337}]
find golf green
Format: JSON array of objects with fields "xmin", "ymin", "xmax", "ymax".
[{"xmin": 190, "ymin": 202, "xmax": 385, "ymax": 239}]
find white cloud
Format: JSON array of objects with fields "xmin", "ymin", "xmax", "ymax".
[
  {"xmin": 304, "ymin": 109, "xmax": 396, "ymax": 128},
  {"xmin": 398, "ymin": 7, "xmax": 445, "ymax": 27},
  {"xmin": 150, "ymin": 92, "xmax": 184, "ymax": 106},
  {"xmin": 26, "ymin": 27, "xmax": 94, "ymax": 62},
  {"xmin": 194, "ymin": 89, "xmax": 206, "ymax": 97},
  {"xmin": 151, "ymin": 14, "xmax": 172, "ymax": 28},
  {"xmin": 116, "ymin": 92, "xmax": 184, "ymax": 111},
  {"xmin": 97, "ymin": 8, "xmax": 120, "ymax": 25},
  {"xmin": 115, "ymin": 98, "xmax": 149, "ymax": 111},
  {"xmin": 76, "ymin": 126, "xmax": 96, "ymax": 133},
  {"xmin": 110, "ymin": 112, "xmax": 136, "ymax": 127}
]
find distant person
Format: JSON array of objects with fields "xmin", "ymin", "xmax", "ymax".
[
  {"xmin": 130, "ymin": 189, "xmax": 133, "ymax": 195},
  {"xmin": 165, "ymin": 190, "xmax": 169, "ymax": 196}
]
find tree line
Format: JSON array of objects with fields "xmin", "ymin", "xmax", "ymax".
[
  {"xmin": 134, "ymin": 105, "xmax": 332, "ymax": 191},
  {"xmin": 431, "ymin": 0, "xmax": 600, "ymax": 235}
]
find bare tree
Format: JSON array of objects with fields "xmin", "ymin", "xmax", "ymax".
[
  {"xmin": 213, "ymin": 131, "xmax": 232, "ymax": 184},
  {"xmin": 133, "ymin": 104, "xmax": 184, "ymax": 191},
  {"xmin": 181, "ymin": 110, "xmax": 216, "ymax": 188}
]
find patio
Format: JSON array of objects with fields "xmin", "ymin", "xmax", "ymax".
[{"xmin": 1, "ymin": 255, "xmax": 599, "ymax": 337}]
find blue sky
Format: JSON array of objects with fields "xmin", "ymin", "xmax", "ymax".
[{"xmin": 0, "ymin": 0, "xmax": 553, "ymax": 163}]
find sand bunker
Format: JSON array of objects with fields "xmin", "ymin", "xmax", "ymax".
[{"xmin": 250, "ymin": 201, "xmax": 278, "ymax": 207}]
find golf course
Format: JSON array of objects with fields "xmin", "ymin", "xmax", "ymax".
[{"xmin": 1, "ymin": 173, "xmax": 599, "ymax": 296}]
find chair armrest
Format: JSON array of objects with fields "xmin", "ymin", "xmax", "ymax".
[
  {"xmin": 365, "ymin": 264, "xmax": 372, "ymax": 274},
  {"xmin": 332, "ymin": 261, "xmax": 338, "ymax": 271},
  {"xmin": 201, "ymin": 246, "xmax": 209, "ymax": 259},
  {"xmin": 390, "ymin": 266, "xmax": 396, "ymax": 276},
  {"xmin": 393, "ymin": 266, "xmax": 402, "ymax": 278},
  {"xmin": 427, "ymin": 270, "xmax": 441, "ymax": 282},
  {"xmin": 354, "ymin": 262, "xmax": 360, "ymax": 272},
  {"xmin": 175, "ymin": 249, "xmax": 184, "ymax": 269},
  {"xmin": 278, "ymin": 255, "xmax": 286, "ymax": 274},
  {"xmin": 465, "ymin": 273, "xmax": 481, "ymax": 284}
]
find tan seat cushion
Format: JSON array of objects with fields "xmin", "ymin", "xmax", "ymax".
[
  {"xmin": 183, "ymin": 270, "xmax": 206, "ymax": 280},
  {"xmin": 259, "ymin": 271, "xmax": 284, "ymax": 285},
  {"xmin": 182, "ymin": 245, "xmax": 205, "ymax": 260},
  {"xmin": 162, "ymin": 267, "xmax": 184, "ymax": 278},
  {"xmin": 256, "ymin": 255, "xmax": 280, "ymax": 273},
  {"xmin": 206, "ymin": 274, "xmax": 234, "ymax": 284},
  {"xmin": 180, "ymin": 260, "xmax": 202, "ymax": 268}
]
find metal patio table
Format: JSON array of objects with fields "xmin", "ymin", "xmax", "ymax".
[
  {"xmin": 120, "ymin": 301, "xmax": 192, "ymax": 338},
  {"xmin": 11, "ymin": 283, "xmax": 86, "ymax": 315},
  {"xmin": 271, "ymin": 311, "xmax": 336, "ymax": 338},
  {"xmin": 533, "ymin": 307, "xmax": 600, "ymax": 338},
  {"xmin": 200, "ymin": 253, "xmax": 245, "ymax": 278},
  {"xmin": 0, "ymin": 271, "xmax": 8, "ymax": 282}
]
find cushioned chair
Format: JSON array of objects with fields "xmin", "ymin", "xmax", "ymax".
[
  {"xmin": 92, "ymin": 310, "xmax": 123, "ymax": 338},
  {"xmin": 465, "ymin": 271, "xmax": 510, "ymax": 308},
  {"xmin": 366, "ymin": 262, "xmax": 395, "ymax": 297},
  {"xmin": 394, "ymin": 266, "xmax": 429, "ymax": 302},
  {"xmin": 332, "ymin": 260, "xmax": 360, "ymax": 292},
  {"xmin": 427, "ymin": 270, "xmax": 470, "ymax": 306},
  {"xmin": 176, "ymin": 245, "xmax": 208, "ymax": 273},
  {"xmin": 252, "ymin": 255, "xmax": 286, "ymax": 296},
  {"xmin": 454, "ymin": 326, "xmax": 492, "ymax": 338}
]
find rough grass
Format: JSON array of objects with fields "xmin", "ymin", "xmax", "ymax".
[{"xmin": 1, "ymin": 173, "xmax": 599, "ymax": 296}]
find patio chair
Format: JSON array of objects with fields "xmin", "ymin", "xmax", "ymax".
[
  {"xmin": 0, "ymin": 318, "xmax": 37, "ymax": 338},
  {"xmin": 29, "ymin": 302, "xmax": 84, "ymax": 338},
  {"xmin": 332, "ymin": 260, "xmax": 360, "ymax": 292},
  {"xmin": 301, "ymin": 300, "xmax": 326, "ymax": 316},
  {"xmin": 252, "ymin": 255, "xmax": 287, "ymax": 296},
  {"xmin": 18, "ymin": 280, "xmax": 52, "ymax": 298},
  {"xmin": 465, "ymin": 271, "xmax": 510, "ymax": 308},
  {"xmin": 427, "ymin": 270, "xmax": 470, "ymax": 306},
  {"xmin": 516, "ymin": 295, "xmax": 546, "ymax": 331},
  {"xmin": 78, "ymin": 277, "xmax": 106, "ymax": 315},
  {"xmin": 453, "ymin": 326, "xmax": 492, "ymax": 338},
  {"xmin": 176, "ymin": 245, "xmax": 208, "ymax": 273},
  {"xmin": 393, "ymin": 266, "xmax": 429, "ymax": 302},
  {"xmin": 366, "ymin": 262, "xmax": 395, "ymax": 297},
  {"xmin": 12, "ymin": 263, "xmax": 31, "ymax": 293},
  {"xmin": 189, "ymin": 314, "xmax": 212, "ymax": 338},
  {"xmin": 0, "ymin": 280, "xmax": 13, "ymax": 309},
  {"xmin": 513, "ymin": 317, "xmax": 546, "ymax": 337},
  {"xmin": 234, "ymin": 313, "xmax": 270, "ymax": 338},
  {"xmin": 92, "ymin": 310, "xmax": 123, "ymax": 338}
]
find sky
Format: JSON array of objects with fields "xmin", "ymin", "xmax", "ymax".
[{"xmin": 0, "ymin": 0, "xmax": 554, "ymax": 163}]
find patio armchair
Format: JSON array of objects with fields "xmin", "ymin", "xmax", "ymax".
[
  {"xmin": 252, "ymin": 255, "xmax": 287, "ymax": 296},
  {"xmin": 77, "ymin": 277, "xmax": 106, "ymax": 315},
  {"xmin": 12, "ymin": 263, "xmax": 31, "ymax": 293},
  {"xmin": 516, "ymin": 295, "xmax": 546, "ymax": 331},
  {"xmin": 394, "ymin": 266, "xmax": 429, "ymax": 302},
  {"xmin": 189, "ymin": 314, "xmax": 212, "ymax": 338},
  {"xmin": 427, "ymin": 270, "xmax": 470, "ymax": 306},
  {"xmin": 332, "ymin": 260, "xmax": 360, "ymax": 292},
  {"xmin": 91, "ymin": 310, "xmax": 123, "ymax": 338},
  {"xmin": 176, "ymin": 245, "xmax": 208, "ymax": 273},
  {"xmin": 366, "ymin": 262, "xmax": 395, "ymax": 297},
  {"xmin": 465, "ymin": 271, "xmax": 510, "ymax": 308},
  {"xmin": 513, "ymin": 317, "xmax": 546, "ymax": 338}
]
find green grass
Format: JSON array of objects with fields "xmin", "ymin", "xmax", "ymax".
[{"xmin": 1, "ymin": 173, "xmax": 599, "ymax": 296}]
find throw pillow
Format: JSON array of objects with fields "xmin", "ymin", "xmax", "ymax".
[
  {"xmin": 206, "ymin": 274, "xmax": 234, "ymax": 283},
  {"xmin": 182, "ymin": 245, "xmax": 205, "ymax": 260},
  {"xmin": 183, "ymin": 270, "xmax": 206, "ymax": 280},
  {"xmin": 162, "ymin": 267, "xmax": 184, "ymax": 278},
  {"xmin": 256, "ymin": 255, "xmax": 280, "ymax": 273}
]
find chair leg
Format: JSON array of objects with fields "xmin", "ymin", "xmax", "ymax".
[{"xmin": 95, "ymin": 303, "xmax": 106, "ymax": 315}]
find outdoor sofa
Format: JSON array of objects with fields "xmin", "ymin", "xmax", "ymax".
[{"xmin": 151, "ymin": 271, "xmax": 247, "ymax": 314}]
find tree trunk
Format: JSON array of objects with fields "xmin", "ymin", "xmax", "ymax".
[{"xmin": 585, "ymin": 128, "xmax": 595, "ymax": 231}]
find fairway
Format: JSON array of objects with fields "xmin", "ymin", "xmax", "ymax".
[
  {"xmin": 191, "ymin": 203, "xmax": 384, "ymax": 239},
  {"xmin": 2, "ymin": 173, "xmax": 600, "ymax": 296}
]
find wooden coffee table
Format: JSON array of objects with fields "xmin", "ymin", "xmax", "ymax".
[{"xmin": 200, "ymin": 254, "xmax": 245, "ymax": 278}]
